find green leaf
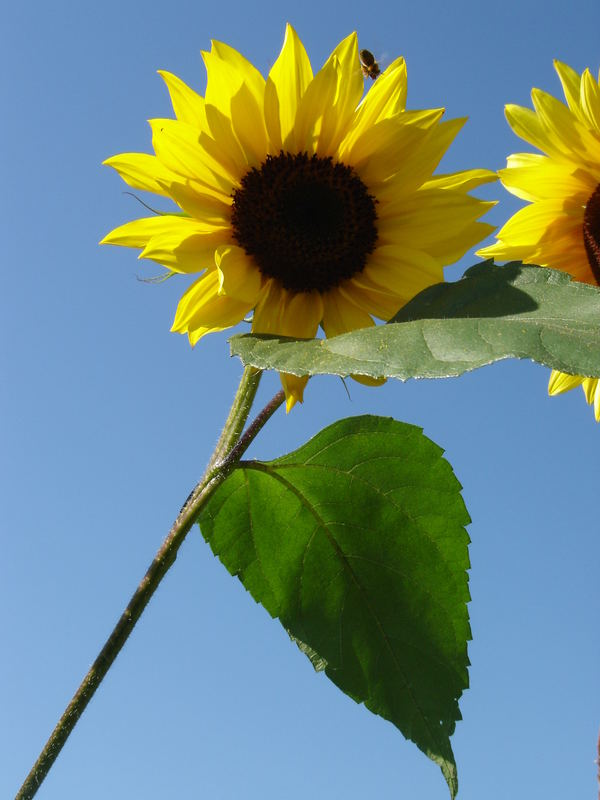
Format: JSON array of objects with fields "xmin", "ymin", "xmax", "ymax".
[
  {"xmin": 198, "ymin": 415, "xmax": 471, "ymax": 797},
  {"xmin": 230, "ymin": 262, "xmax": 600, "ymax": 380}
]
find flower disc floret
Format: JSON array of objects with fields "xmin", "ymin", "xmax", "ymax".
[
  {"xmin": 102, "ymin": 24, "xmax": 496, "ymax": 410},
  {"xmin": 583, "ymin": 183, "xmax": 600, "ymax": 282},
  {"xmin": 231, "ymin": 152, "xmax": 378, "ymax": 293}
]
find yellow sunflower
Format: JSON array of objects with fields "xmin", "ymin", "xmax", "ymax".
[
  {"xmin": 478, "ymin": 60, "xmax": 600, "ymax": 420},
  {"xmin": 103, "ymin": 25, "xmax": 495, "ymax": 411}
]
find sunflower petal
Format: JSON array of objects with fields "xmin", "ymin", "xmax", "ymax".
[
  {"xmin": 101, "ymin": 215, "xmax": 210, "ymax": 248},
  {"xmin": 202, "ymin": 40, "xmax": 268, "ymax": 166},
  {"xmin": 203, "ymin": 40, "xmax": 266, "ymax": 117},
  {"xmin": 357, "ymin": 56, "xmax": 407, "ymax": 124},
  {"xmin": 321, "ymin": 289, "xmax": 374, "ymax": 337},
  {"xmin": 554, "ymin": 60, "xmax": 583, "ymax": 116},
  {"xmin": 531, "ymin": 88, "xmax": 600, "ymax": 161},
  {"xmin": 215, "ymin": 244, "xmax": 263, "ymax": 303},
  {"xmin": 252, "ymin": 282, "xmax": 322, "ymax": 412},
  {"xmin": 548, "ymin": 369, "xmax": 584, "ymax": 395},
  {"xmin": 171, "ymin": 269, "xmax": 251, "ymax": 342},
  {"xmin": 264, "ymin": 23, "xmax": 313, "ymax": 152},
  {"xmin": 291, "ymin": 58, "xmax": 338, "ymax": 153},
  {"xmin": 150, "ymin": 118, "xmax": 237, "ymax": 191},
  {"xmin": 345, "ymin": 110, "xmax": 444, "ymax": 186},
  {"xmin": 505, "ymin": 104, "xmax": 557, "ymax": 155},
  {"xmin": 340, "ymin": 274, "xmax": 406, "ymax": 321},
  {"xmin": 498, "ymin": 155, "xmax": 594, "ymax": 202},
  {"xmin": 362, "ymin": 245, "xmax": 444, "ymax": 303},
  {"xmin": 422, "ymin": 168, "xmax": 498, "ymax": 192},
  {"xmin": 156, "ymin": 177, "xmax": 232, "ymax": 221},
  {"xmin": 103, "ymin": 153, "xmax": 177, "ymax": 195},
  {"xmin": 158, "ymin": 71, "xmax": 207, "ymax": 128},
  {"xmin": 316, "ymin": 32, "xmax": 363, "ymax": 156},
  {"xmin": 230, "ymin": 81, "xmax": 269, "ymax": 165},
  {"xmin": 280, "ymin": 373, "xmax": 310, "ymax": 412},
  {"xmin": 581, "ymin": 378, "xmax": 600, "ymax": 420},
  {"xmin": 140, "ymin": 226, "xmax": 229, "ymax": 273},
  {"xmin": 580, "ymin": 69, "xmax": 600, "ymax": 134},
  {"xmin": 379, "ymin": 192, "xmax": 496, "ymax": 264}
]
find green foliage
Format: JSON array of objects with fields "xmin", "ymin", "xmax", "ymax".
[
  {"xmin": 198, "ymin": 415, "xmax": 471, "ymax": 797},
  {"xmin": 230, "ymin": 262, "xmax": 600, "ymax": 380}
]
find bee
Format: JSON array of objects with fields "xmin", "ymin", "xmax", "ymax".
[{"xmin": 359, "ymin": 49, "xmax": 381, "ymax": 80}]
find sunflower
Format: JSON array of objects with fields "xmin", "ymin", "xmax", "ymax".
[
  {"xmin": 103, "ymin": 25, "xmax": 495, "ymax": 411},
  {"xmin": 478, "ymin": 60, "xmax": 600, "ymax": 420}
]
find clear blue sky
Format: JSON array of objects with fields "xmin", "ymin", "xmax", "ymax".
[{"xmin": 2, "ymin": 1, "xmax": 598, "ymax": 797}]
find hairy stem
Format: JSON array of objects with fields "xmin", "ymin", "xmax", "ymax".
[{"xmin": 15, "ymin": 367, "xmax": 284, "ymax": 800}]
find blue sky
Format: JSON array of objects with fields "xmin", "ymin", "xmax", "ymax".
[{"xmin": 2, "ymin": 1, "xmax": 599, "ymax": 798}]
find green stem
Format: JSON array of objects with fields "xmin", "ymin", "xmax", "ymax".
[{"xmin": 15, "ymin": 366, "xmax": 282, "ymax": 800}]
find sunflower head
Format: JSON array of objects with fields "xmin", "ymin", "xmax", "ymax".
[
  {"xmin": 102, "ymin": 24, "xmax": 496, "ymax": 411},
  {"xmin": 477, "ymin": 60, "xmax": 600, "ymax": 420}
]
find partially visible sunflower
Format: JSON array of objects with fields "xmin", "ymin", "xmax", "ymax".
[
  {"xmin": 478, "ymin": 60, "xmax": 600, "ymax": 420},
  {"xmin": 103, "ymin": 25, "xmax": 496, "ymax": 411}
]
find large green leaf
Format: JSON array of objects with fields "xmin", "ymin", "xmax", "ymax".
[
  {"xmin": 198, "ymin": 415, "xmax": 471, "ymax": 796},
  {"xmin": 230, "ymin": 262, "xmax": 600, "ymax": 379}
]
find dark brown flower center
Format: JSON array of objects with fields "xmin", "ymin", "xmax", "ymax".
[
  {"xmin": 231, "ymin": 152, "xmax": 378, "ymax": 293},
  {"xmin": 583, "ymin": 182, "xmax": 600, "ymax": 285}
]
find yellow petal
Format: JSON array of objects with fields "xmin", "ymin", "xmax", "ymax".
[
  {"xmin": 264, "ymin": 23, "xmax": 313, "ymax": 152},
  {"xmin": 315, "ymin": 32, "xmax": 363, "ymax": 156},
  {"xmin": 140, "ymin": 226, "xmax": 229, "ymax": 273},
  {"xmin": 379, "ymin": 190, "xmax": 496, "ymax": 265},
  {"xmin": 422, "ymin": 168, "xmax": 498, "ymax": 192},
  {"xmin": 503, "ymin": 102, "xmax": 600, "ymax": 162},
  {"xmin": 344, "ymin": 110, "xmax": 444, "ymax": 187},
  {"xmin": 340, "ymin": 274, "xmax": 406, "ymax": 321},
  {"xmin": 321, "ymin": 288, "xmax": 374, "ymax": 337},
  {"xmin": 202, "ymin": 40, "xmax": 268, "ymax": 166},
  {"xmin": 280, "ymin": 373, "xmax": 309, "ymax": 412},
  {"xmin": 103, "ymin": 153, "xmax": 177, "ymax": 195},
  {"xmin": 498, "ymin": 153, "xmax": 594, "ymax": 202},
  {"xmin": 171, "ymin": 269, "xmax": 251, "ymax": 341},
  {"xmin": 505, "ymin": 103, "xmax": 558, "ymax": 155},
  {"xmin": 361, "ymin": 244, "xmax": 443, "ymax": 303},
  {"xmin": 548, "ymin": 369, "xmax": 584, "ymax": 395},
  {"xmin": 548, "ymin": 372, "xmax": 600, "ymax": 421},
  {"xmin": 204, "ymin": 39, "xmax": 266, "ymax": 117},
  {"xmin": 229, "ymin": 81, "xmax": 269, "ymax": 166},
  {"xmin": 477, "ymin": 240, "xmax": 533, "ymax": 261},
  {"xmin": 339, "ymin": 55, "xmax": 409, "ymax": 165},
  {"xmin": 351, "ymin": 374, "xmax": 387, "ymax": 387},
  {"xmin": 581, "ymin": 378, "xmax": 600, "ymax": 420},
  {"xmin": 215, "ymin": 244, "xmax": 263, "ymax": 303},
  {"xmin": 356, "ymin": 56, "xmax": 407, "ymax": 125},
  {"xmin": 399, "ymin": 117, "xmax": 467, "ymax": 188},
  {"xmin": 252, "ymin": 281, "xmax": 322, "ymax": 412},
  {"xmin": 489, "ymin": 199, "xmax": 571, "ymax": 248},
  {"xmin": 150, "ymin": 118, "xmax": 237, "ymax": 192},
  {"xmin": 553, "ymin": 60, "xmax": 582, "ymax": 116},
  {"xmin": 253, "ymin": 288, "xmax": 323, "ymax": 338},
  {"xmin": 379, "ymin": 188, "xmax": 495, "ymax": 233},
  {"xmin": 581, "ymin": 376, "xmax": 599, "ymax": 404},
  {"xmin": 580, "ymin": 69, "xmax": 600, "ymax": 134},
  {"xmin": 101, "ymin": 214, "xmax": 210, "ymax": 248},
  {"xmin": 425, "ymin": 221, "xmax": 496, "ymax": 264},
  {"xmin": 291, "ymin": 58, "xmax": 338, "ymax": 153},
  {"xmin": 156, "ymin": 177, "xmax": 232, "ymax": 222},
  {"xmin": 158, "ymin": 71, "xmax": 207, "ymax": 128},
  {"xmin": 531, "ymin": 88, "xmax": 600, "ymax": 160},
  {"xmin": 202, "ymin": 104, "xmax": 250, "ymax": 175}
]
